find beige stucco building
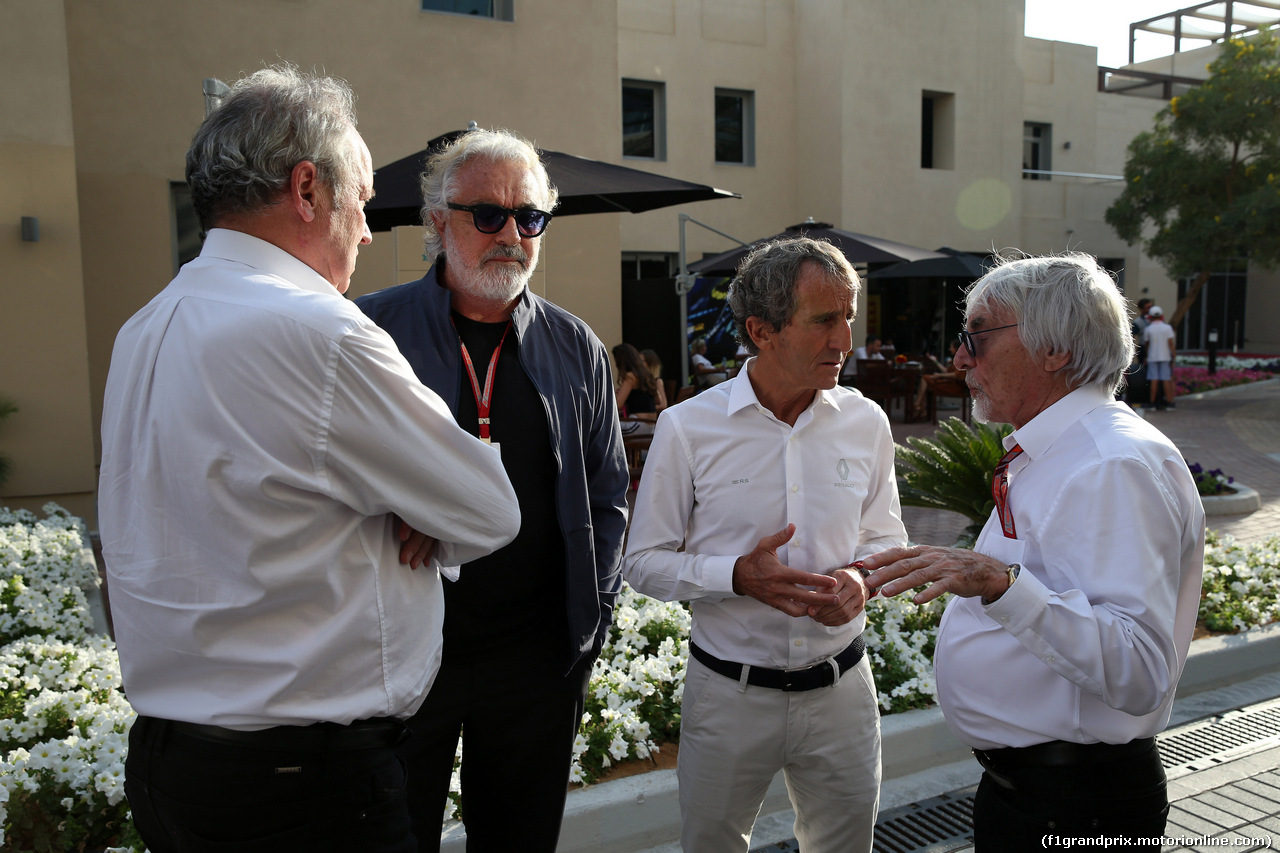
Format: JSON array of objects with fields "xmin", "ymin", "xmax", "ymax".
[{"xmin": 2, "ymin": 0, "xmax": 1275, "ymax": 525}]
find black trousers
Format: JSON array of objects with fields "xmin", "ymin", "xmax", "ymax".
[
  {"xmin": 972, "ymin": 739, "xmax": 1169, "ymax": 852},
  {"xmin": 399, "ymin": 652, "xmax": 593, "ymax": 853},
  {"xmin": 125, "ymin": 715, "xmax": 415, "ymax": 852}
]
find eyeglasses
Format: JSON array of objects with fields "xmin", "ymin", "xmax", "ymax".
[
  {"xmin": 446, "ymin": 202, "xmax": 552, "ymax": 238},
  {"xmin": 957, "ymin": 323, "xmax": 1019, "ymax": 358}
]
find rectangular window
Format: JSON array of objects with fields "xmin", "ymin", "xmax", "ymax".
[
  {"xmin": 170, "ymin": 182, "xmax": 203, "ymax": 275},
  {"xmin": 1023, "ymin": 122, "xmax": 1052, "ymax": 180},
  {"xmin": 715, "ymin": 88, "xmax": 754, "ymax": 165},
  {"xmin": 623, "ymin": 80, "xmax": 666, "ymax": 160},
  {"xmin": 921, "ymin": 91, "xmax": 955, "ymax": 170},
  {"xmin": 421, "ymin": 0, "xmax": 512, "ymax": 21}
]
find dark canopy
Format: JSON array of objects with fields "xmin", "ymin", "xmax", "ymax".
[
  {"xmin": 868, "ymin": 247, "xmax": 993, "ymax": 281},
  {"xmin": 686, "ymin": 220, "xmax": 945, "ymax": 278},
  {"xmin": 365, "ymin": 129, "xmax": 740, "ymax": 232}
]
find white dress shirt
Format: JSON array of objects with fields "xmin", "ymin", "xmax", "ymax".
[
  {"xmin": 99, "ymin": 229, "xmax": 520, "ymax": 729},
  {"xmin": 623, "ymin": 363, "xmax": 907, "ymax": 668},
  {"xmin": 935, "ymin": 386, "xmax": 1205, "ymax": 750}
]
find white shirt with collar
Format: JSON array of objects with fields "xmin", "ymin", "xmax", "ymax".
[
  {"xmin": 99, "ymin": 229, "xmax": 520, "ymax": 729},
  {"xmin": 935, "ymin": 386, "xmax": 1205, "ymax": 750},
  {"xmin": 623, "ymin": 361, "xmax": 907, "ymax": 668}
]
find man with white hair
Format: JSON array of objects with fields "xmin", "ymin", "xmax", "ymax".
[
  {"xmin": 862, "ymin": 254, "xmax": 1205, "ymax": 851},
  {"xmin": 356, "ymin": 128, "xmax": 628, "ymax": 853}
]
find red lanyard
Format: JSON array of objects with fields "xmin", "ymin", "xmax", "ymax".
[{"xmin": 458, "ymin": 322, "xmax": 512, "ymax": 442}]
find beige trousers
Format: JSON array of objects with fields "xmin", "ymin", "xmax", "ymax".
[{"xmin": 676, "ymin": 653, "xmax": 882, "ymax": 853}]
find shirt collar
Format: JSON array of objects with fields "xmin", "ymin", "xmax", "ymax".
[
  {"xmin": 200, "ymin": 228, "xmax": 338, "ymax": 298},
  {"xmin": 726, "ymin": 359, "xmax": 843, "ymax": 420},
  {"xmin": 1009, "ymin": 384, "xmax": 1112, "ymax": 459}
]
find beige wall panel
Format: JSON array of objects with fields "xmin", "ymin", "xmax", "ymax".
[
  {"xmin": 0, "ymin": 2, "xmax": 97, "ymax": 520},
  {"xmin": 540, "ymin": 214, "xmax": 623, "ymax": 350},
  {"xmin": 618, "ymin": 0, "xmax": 798, "ymax": 261},
  {"xmin": 836, "ymin": 0, "xmax": 1026, "ymax": 252},
  {"xmin": 62, "ymin": 0, "xmax": 623, "ymax": 468},
  {"xmin": 701, "ymin": 0, "xmax": 766, "ymax": 46},
  {"xmin": 619, "ymin": 0, "xmax": 676, "ymax": 34}
]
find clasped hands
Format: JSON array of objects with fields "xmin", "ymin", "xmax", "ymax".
[{"xmin": 731, "ymin": 524, "xmax": 870, "ymax": 626}]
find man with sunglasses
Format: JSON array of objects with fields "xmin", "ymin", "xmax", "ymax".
[
  {"xmin": 355, "ymin": 128, "xmax": 628, "ymax": 853},
  {"xmin": 860, "ymin": 254, "xmax": 1204, "ymax": 852}
]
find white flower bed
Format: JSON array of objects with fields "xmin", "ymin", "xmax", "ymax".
[
  {"xmin": 6, "ymin": 504, "xmax": 1279, "ymax": 842},
  {"xmin": 0, "ymin": 505, "xmax": 139, "ymax": 852}
]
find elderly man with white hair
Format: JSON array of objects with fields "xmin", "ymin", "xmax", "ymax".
[{"xmin": 862, "ymin": 253, "xmax": 1205, "ymax": 852}]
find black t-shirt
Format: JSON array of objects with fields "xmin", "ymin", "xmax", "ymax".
[{"xmin": 444, "ymin": 313, "xmax": 568, "ymax": 663}]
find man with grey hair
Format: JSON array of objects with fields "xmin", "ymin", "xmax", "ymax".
[
  {"xmin": 861, "ymin": 253, "xmax": 1205, "ymax": 851},
  {"xmin": 624, "ymin": 237, "xmax": 906, "ymax": 853},
  {"xmin": 99, "ymin": 66, "xmax": 520, "ymax": 852},
  {"xmin": 356, "ymin": 128, "xmax": 628, "ymax": 852}
]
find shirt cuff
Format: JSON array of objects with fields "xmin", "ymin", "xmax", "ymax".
[
  {"xmin": 703, "ymin": 555, "xmax": 741, "ymax": 597},
  {"xmin": 981, "ymin": 565, "xmax": 1048, "ymax": 634}
]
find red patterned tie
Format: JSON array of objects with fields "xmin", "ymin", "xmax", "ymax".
[{"xmin": 992, "ymin": 443, "xmax": 1024, "ymax": 539}]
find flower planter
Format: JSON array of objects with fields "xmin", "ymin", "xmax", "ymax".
[{"xmin": 1201, "ymin": 483, "xmax": 1261, "ymax": 516}]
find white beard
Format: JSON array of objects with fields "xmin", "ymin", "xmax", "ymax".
[{"xmin": 455, "ymin": 246, "xmax": 532, "ymax": 304}]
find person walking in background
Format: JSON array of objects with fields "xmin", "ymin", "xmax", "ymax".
[
  {"xmin": 1143, "ymin": 305, "xmax": 1177, "ymax": 410},
  {"xmin": 861, "ymin": 254, "xmax": 1204, "ymax": 852},
  {"xmin": 355, "ymin": 128, "xmax": 628, "ymax": 853},
  {"xmin": 625, "ymin": 237, "xmax": 906, "ymax": 853},
  {"xmin": 614, "ymin": 342, "xmax": 665, "ymax": 436},
  {"xmin": 99, "ymin": 65, "xmax": 520, "ymax": 853}
]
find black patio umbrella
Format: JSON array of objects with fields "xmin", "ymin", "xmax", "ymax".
[
  {"xmin": 365, "ymin": 128, "xmax": 740, "ymax": 232},
  {"xmin": 686, "ymin": 219, "xmax": 946, "ymax": 278},
  {"xmin": 868, "ymin": 247, "xmax": 992, "ymax": 280}
]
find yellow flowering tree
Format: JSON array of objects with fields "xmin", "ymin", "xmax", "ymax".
[{"xmin": 1106, "ymin": 29, "xmax": 1280, "ymax": 329}]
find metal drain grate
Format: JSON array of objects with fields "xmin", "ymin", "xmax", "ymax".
[
  {"xmin": 872, "ymin": 788, "xmax": 975, "ymax": 853},
  {"xmin": 1158, "ymin": 700, "xmax": 1280, "ymax": 777}
]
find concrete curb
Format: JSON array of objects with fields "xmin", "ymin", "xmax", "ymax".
[
  {"xmin": 1201, "ymin": 482, "xmax": 1262, "ymax": 516},
  {"xmin": 444, "ymin": 622, "xmax": 1280, "ymax": 853}
]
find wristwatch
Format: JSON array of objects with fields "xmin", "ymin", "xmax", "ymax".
[{"xmin": 982, "ymin": 563, "xmax": 1021, "ymax": 605}]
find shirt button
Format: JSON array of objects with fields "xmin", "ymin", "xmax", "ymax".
[
  {"xmin": 794, "ymin": 639, "xmax": 803, "ymax": 647},
  {"xmin": 791, "ymin": 484, "xmax": 799, "ymax": 492}
]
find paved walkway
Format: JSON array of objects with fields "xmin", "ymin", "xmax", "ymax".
[{"xmin": 754, "ymin": 378, "xmax": 1280, "ymax": 853}]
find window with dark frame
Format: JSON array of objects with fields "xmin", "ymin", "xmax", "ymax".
[
  {"xmin": 623, "ymin": 80, "xmax": 666, "ymax": 160},
  {"xmin": 921, "ymin": 91, "xmax": 954, "ymax": 170},
  {"xmin": 1023, "ymin": 122, "xmax": 1052, "ymax": 180},
  {"xmin": 715, "ymin": 88, "xmax": 754, "ymax": 165},
  {"xmin": 420, "ymin": 0, "xmax": 512, "ymax": 21}
]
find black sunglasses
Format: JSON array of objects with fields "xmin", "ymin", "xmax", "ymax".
[
  {"xmin": 957, "ymin": 323, "xmax": 1019, "ymax": 358},
  {"xmin": 446, "ymin": 202, "xmax": 552, "ymax": 238}
]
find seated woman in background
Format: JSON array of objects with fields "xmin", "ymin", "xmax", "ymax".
[
  {"xmin": 640, "ymin": 348, "xmax": 667, "ymax": 414},
  {"xmin": 613, "ymin": 343, "xmax": 666, "ymax": 436},
  {"xmin": 912, "ymin": 339, "xmax": 966, "ymax": 419}
]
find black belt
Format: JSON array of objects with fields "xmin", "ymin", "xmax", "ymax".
[
  {"xmin": 689, "ymin": 636, "xmax": 865, "ymax": 692},
  {"xmin": 154, "ymin": 716, "xmax": 407, "ymax": 751},
  {"xmin": 974, "ymin": 737, "xmax": 1156, "ymax": 775}
]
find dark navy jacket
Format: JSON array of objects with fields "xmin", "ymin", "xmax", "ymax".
[{"xmin": 355, "ymin": 264, "xmax": 629, "ymax": 669}]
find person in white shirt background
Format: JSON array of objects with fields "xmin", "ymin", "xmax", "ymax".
[
  {"xmin": 1142, "ymin": 305, "xmax": 1178, "ymax": 410},
  {"xmin": 861, "ymin": 254, "xmax": 1204, "ymax": 852},
  {"xmin": 625, "ymin": 237, "xmax": 907, "ymax": 853},
  {"xmin": 98, "ymin": 65, "xmax": 520, "ymax": 853},
  {"xmin": 841, "ymin": 333, "xmax": 885, "ymax": 382}
]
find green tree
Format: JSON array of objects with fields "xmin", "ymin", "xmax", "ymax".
[{"xmin": 1106, "ymin": 29, "xmax": 1280, "ymax": 329}]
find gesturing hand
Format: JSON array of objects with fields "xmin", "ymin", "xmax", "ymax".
[
  {"xmin": 859, "ymin": 545, "xmax": 1010, "ymax": 604},
  {"xmin": 732, "ymin": 524, "xmax": 839, "ymax": 617},
  {"xmin": 806, "ymin": 568, "xmax": 871, "ymax": 627}
]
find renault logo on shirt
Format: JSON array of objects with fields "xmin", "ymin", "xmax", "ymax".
[{"xmin": 836, "ymin": 458, "xmax": 850, "ymax": 480}]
